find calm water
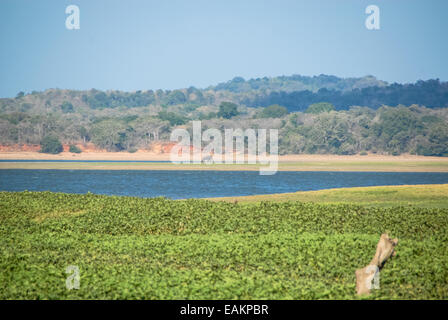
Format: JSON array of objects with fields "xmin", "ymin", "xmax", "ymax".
[{"xmin": 1, "ymin": 170, "xmax": 448, "ymax": 199}]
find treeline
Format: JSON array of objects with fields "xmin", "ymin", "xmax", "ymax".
[
  {"xmin": 211, "ymin": 74, "xmax": 387, "ymax": 93},
  {"xmin": 81, "ymin": 87, "xmax": 210, "ymax": 109},
  {"xmin": 5, "ymin": 76, "xmax": 448, "ymax": 113},
  {"xmin": 1, "ymin": 74, "xmax": 448, "ymax": 156},
  {"xmin": 1, "ymin": 101, "xmax": 447, "ymax": 156},
  {"xmin": 242, "ymin": 79, "xmax": 448, "ymax": 111},
  {"xmin": 279, "ymin": 105, "xmax": 448, "ymax": 156}
]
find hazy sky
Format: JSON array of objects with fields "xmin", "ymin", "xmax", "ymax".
[{"xmin": 1, "ymin": 0, "xmax": 447, "ymax": 97}]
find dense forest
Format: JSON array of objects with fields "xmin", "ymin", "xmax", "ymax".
[
  {"xmin": 1, "ymin": 75, "xmax": 447, "ymax": 156},
  {"xmin": 243, "ymin": 79, "xmax": 448, "ymax": 111}
]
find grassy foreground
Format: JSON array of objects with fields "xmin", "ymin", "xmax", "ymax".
[
  {"xmin": 1, "ymin": 190, "xmax": 447, "ymax": 299},
  {"xmin": 209, "ymin": 184, "xmax": 448, "ymax": 208}
]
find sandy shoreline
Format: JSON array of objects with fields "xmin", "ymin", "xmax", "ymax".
[
  {"xmin": 1, "ymin": 151, "xmax": 448, "ymax": 171},
  {"xmin": 1, "ymin": 151, "xmax": 447, "ymax": 162}
]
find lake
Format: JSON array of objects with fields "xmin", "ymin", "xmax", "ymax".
[{"xmin": 1, "ymin": 170, "xmax": 448, "ymax": 199}]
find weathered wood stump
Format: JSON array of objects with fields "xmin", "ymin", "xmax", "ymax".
[{"xmin": 355, "ymin": 233, "xmax": 398, "ymax": 295}]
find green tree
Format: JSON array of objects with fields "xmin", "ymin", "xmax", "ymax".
[
  {"xmin": 69, "ymin": 145, "xmax": 82, "ymax": 153},
  {"xmin": 416, "ymin": 124, "xmax": 448, "ymax": 156},
  {"xmin": 78, "ymin": 126, "xmax": 90, "ymax": 143},
  {"xmin": 198, "ymin": 112, "xmax": 217, "ymax": 120},
  {"xmin": 40, "ymin": 136, "xmax": 63, "ymax": 154},
  {"xmin": 158, "ymin": 111, "xmax": 186, "ymax": 126},
  {"xmin": 91, "ymin": 120, "xmax": 127, "ymax": 151},
  {"xmin": 15, "ymin": 91, "xmax": 25, "ymax": 99},
  {"xmin": 371, "ymin": 107, "xmax": 423, "ymax": 154},
  {"xmin": 164, "ymin": 90, "xmax": 187, "ymax": 105},
  {"xmin": 217, "ymin": 102, "xmax": 239, "ymax": 119},
  {"xmin": 305, "ymin": 102, "xmax": 335, "ymax": 114},
  {"xmin": 60, "ymin": 101, "xmax": 74, "ymax": 113},
  {"xmin": 258, "ymin": 104, "xmax": 288, "ymax": 118}
]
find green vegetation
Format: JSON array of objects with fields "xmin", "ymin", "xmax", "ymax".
[
  {"xmin": 213, "ymin": 75, "xmax": 386, "ymax": 94},
  {"xmin": 198, "ymin": 111, "xmax": 217, "ymax": 120},
  {"xmin": 1, "ymin": 76, "xmax": 448, "ymax": 155},
  {"xmin": 279, "ymin": 106, "xmax": 448, "ymax": 155},
  {"xmin": 15, "ymin": 91, "xmax": 25, "ymax": 99},
  {"xmin": 217, "ymin": 102, "xmax": 239, "ymax": 119},
  {"xmin": 69, "ymin": 145, "xmax": 82, "ymax": 153},
  {"xmin": 0, "ymin": 111, "xmax": 29, "ymax": 125},
  {"xmin": 243, "ymin": 78, "xmax": 448, "ymax": 111},
  {"xmin": 90, "ymin": 120, "xmax": 130, "ymax": 151},
  {"xmin": 157, "ymin": 111, "xmax": 187, "ymax": 126},
  {"xmin": 81, "ymin": 89, "xmax": 157, "ymax": 109},
  {"xmin": 370, "ymin": 107, "xmax": 448, "ymax": 156},
  {"xmin": 257, "ymin": 104, "xmax": 289, "ymax": 118},
  {"xmin": 305, "ymin": 102, "xmax": 335, "ymax": 114},
  {"xmin": 40, "ymin": 135, "xmax": 63, "ymax": 154},
  {"xmin": 60, "ymin": 101, "xmax": 74, "ymax": 113},
  {"xmin": 0, "ymin": 190, "xmax": 447, "ymax": 299},
  {"xmin": 210, "ymin": 184, "xmax": 448, "ymax": 208}
]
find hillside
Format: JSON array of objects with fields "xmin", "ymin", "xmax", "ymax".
[
  {"xmin": 1, "ymin": 75, "xmax": 448, "ymax": 156},
  {"xmin": 210, "ymin": 74, "xmax": 388, "ymax": 93}
]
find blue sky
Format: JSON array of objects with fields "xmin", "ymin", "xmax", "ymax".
[{"xmin": 0, "ymin": 0, "xmax": 447, "ymax": 97}]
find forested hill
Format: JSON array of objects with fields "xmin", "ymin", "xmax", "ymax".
[
  {"xmin": 242, "ymin": 79, "xmax": 448, "ymax": 111},
  {"xmin": 2, "ymin": 75, "xmax": 448, "ymax": 113},
  {"xmin": 210, "ymin": 74, "xmax": 388, "ymax": 93},
  {"xmin": 212, "ymin": 76, "xmax": 448, "ymax": 111},
  {"xmin": 1, "ymin": 74, "xmax": 448, "ymax": 157}
]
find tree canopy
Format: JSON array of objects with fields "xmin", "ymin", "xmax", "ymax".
[
  {"xmin": 40, "ymin": 136, "xmax": 63, "ymax": 154},
  {"xmin": 305, "ymin": 102, "xmax": 335, "ymax": 114},
  {"xmin": 217, "ymin": 102, "xmax": 239, "ymax": 119},
  {"xmin": 258, "ymin": 104, "xmax": 289, "ymax": 118}
]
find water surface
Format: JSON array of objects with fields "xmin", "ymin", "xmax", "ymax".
[{"xmin": 1, "ymin": 170, "xmax": 448, "ymax": 199}]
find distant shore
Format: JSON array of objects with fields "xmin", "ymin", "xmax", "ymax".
[
  {"xmin": 0, "ymin": 151, "xmax": 446, "ymax": 162},
  {"xmin": 1, "ymin": 152, "xmax": 448, "ymax": 172}
]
